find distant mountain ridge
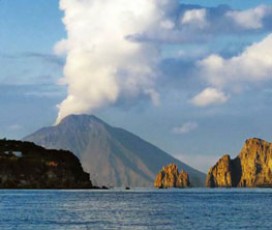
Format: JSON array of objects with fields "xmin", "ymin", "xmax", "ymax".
[{"xmin": 23, "ymin": 114, "xmax": 205, "ymax": 187}]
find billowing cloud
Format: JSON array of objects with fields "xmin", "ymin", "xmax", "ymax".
[
  {"xmin": 172, "ymin": 121, "xmax": 198, "ymax": 134},
  {"xmin": 55, "ymin": 1, "xmax": 272, "ymax": 120},
  {"xmin": 226, "ymin": 5, "xmax": 270, "ymax": 29},
  {"xmin": 191, "ymin": 87, "xmax": 229, "ymax": 107},
  {"xmin": 55, "ymin": 0, "xmax": 174, "ymax": 123},
  {"xmin": 133, "ymin": 4, "xmax": 272, "ymax": 44},
  {"xmin": 198, "ymin": 33, "xmax": 272, "ymax": 88},
  {"xmin": 191, "ymin": 33, "xmax": 272, "ymax": 107}
]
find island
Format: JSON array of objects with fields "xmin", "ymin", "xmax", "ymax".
[
  {"xmin": 154, "ymin": 163, "xmax": 190, "ymax": 188},
  {"xmin": 0, "ymin": 139, "xmax": 93, "ymax": 188},
  {"xmin": 206, "ymin": 138, "xmax": 272, "ymax": 188}
]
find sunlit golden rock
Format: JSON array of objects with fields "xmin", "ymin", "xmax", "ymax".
[
  {"xmin": 154, "ymin": 163, "xmax": 190, "ymax": 188},
  {"xmin": 206, "ymin": 138, "xmax": 272, "ymax": 188}
]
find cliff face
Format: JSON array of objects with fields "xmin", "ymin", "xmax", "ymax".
[
  {"xmin": 154, "ymin": 163, "xmax": 190, "ymax": 188},
  {"xmin": 206, "ymin": 138, "xmax": 272, "ymax": 188},
  {"xmin": 238, "ymin": 138, "xmax": 272, "ymax": 187},
  {"xmin": 0, "ymin": 139, "xmax": 92, "ymax": 189},
  {"xmin": 206, "ymin": 155, "xmax": 233, "ymax": 187}
]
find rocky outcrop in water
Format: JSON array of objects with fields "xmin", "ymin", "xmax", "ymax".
[
  {"xmin": 206, "ymin": 155, "xmax": 234, "ymax": 187},
  {"xmin": 154, "ymin": 163, "xmax": 190, "ymax": 188},
  {"xmin": 0, "ymin": 139, "xmax": 92, "ymax": 188},
  {"xmin": 206, "ymin": 138, "xmax": 272, "ymax": 188}
]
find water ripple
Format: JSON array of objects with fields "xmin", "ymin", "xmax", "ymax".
[{"xmin": 0, "ymin": 189, "xmax": 271, "ymax": 229}]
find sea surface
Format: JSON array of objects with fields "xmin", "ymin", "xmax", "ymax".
[{"xmin": 0, "ymin": 188, "xmax": 271, "ymax": 229}]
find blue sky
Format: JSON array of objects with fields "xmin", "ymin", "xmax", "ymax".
[
  {"xmin": 182, "ymin": 0, "xmax": 272, "ymax": 9},
  {"xmin": 1, "ymin": 0, "xmax": 272, "ymax": 172}
]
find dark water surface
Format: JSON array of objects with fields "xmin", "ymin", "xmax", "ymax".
[{"xmin": 0, "ymin": 189, "xmax": 271, "ymax": 229}]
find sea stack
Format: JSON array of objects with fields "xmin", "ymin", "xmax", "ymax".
[
  {"xmin": 206, "ymin": 138, "xmax": 272, "ymax": 188},
  {"xmin": 154, "ymin": 163, "xmax": 190, "ymax": 188}
]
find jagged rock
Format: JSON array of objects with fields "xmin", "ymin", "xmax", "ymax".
[
  {"xmin": 206, "ymin": 155, "xmax": 233, "ymax": 187},
  {"xmin": 154, "ymin": 163, "xmax": 190, "ymax": 188},
  {"xmin": 206, "ymin": 138, "xmax": 272, "ymax": 188},
  {"xmin": 0, "ymin": 139, "xmax": 92, "ymax": 189}
]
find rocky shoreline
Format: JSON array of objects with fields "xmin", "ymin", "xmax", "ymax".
[
  {"xmin": 0, "ymin": 139, "xmax": 93, "ymax": 189},
  {"xmin": 155, "ymin": 138, "xmax": 272, "ymax": 189},
  {"xmin": 2, "ymin": 137, "xmax": 272, "ymax": 189}
]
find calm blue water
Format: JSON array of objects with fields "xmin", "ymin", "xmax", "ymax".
[{"xmin": 0, "ymin": 189, "xmax": 271, "ymax": 229}]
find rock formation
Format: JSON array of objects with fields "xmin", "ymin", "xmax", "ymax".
[
  {"xmin": 0, "ymin": 139, "xmax": 92, "ymax": 189},
  {"xmin": 206, "ymin": 155, "xmax": 234, "ymax": 187},
  {"xmin": 206, "ymin": 138, "xmax": 272, "ymax": 188},
  {"xmin": 154, "ymin": 163, "xmax": 190, "ymax": 188}
]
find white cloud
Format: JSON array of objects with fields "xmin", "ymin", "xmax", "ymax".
[
  {"xmin": 55, "ymin": 0, "xmax": 174, "ymax": 123},
  {"xmin": 54, "ymin": 1, "xmax": 272, "ymax": 118},
  {"xmin": 191, "ymin": 87, "xmax": 229, "ymax": 107},
  {"xmin": 172, "ymin": 122, "xmax": 198, "ymax": 134},
  {"xmin": 191, "ymin": 33, "xmax": 272, "ymax": 107},
  {"xmin": 226, "ymin": 5, "xmax": 269, "ymax": 29},
  {"xmin": 198, "ymin": 33, "xmax": 272, "ymax": 88},
  {"xmin": 181, "ymin": 9, "xmax": 208, "ymax": 28},
  {"xmin": 115, "ymin": 5, "xmax": 272, "ymax": 46}
]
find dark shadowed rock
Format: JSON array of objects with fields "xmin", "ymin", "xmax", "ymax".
[
  {"xmin": 0, "ymin": 139, "xmax": 92, "ymax": 189},
  {"xmin": 206, "ymin": 138, "xmax": 272, "ymax": 188},
  {"xmin": 154, "ymin": 163, "xmax": 190, "ymax": 188}
]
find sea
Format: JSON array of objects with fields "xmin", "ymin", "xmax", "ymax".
[{"xmin": 0, "ymin": 188, "xmax": 271, "ymax": 230}]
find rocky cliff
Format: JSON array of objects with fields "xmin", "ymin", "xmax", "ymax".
[
  {"xmin": 0, "ymin": 139, "xmax": 92, "ymax": 188},
  {"xmin": 154, "ymin": 163, "xmax": 190, "ymax": 188},
  {"xmin": 206, "ymin": 138, "xmax": 272, "ymax": 188}
]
